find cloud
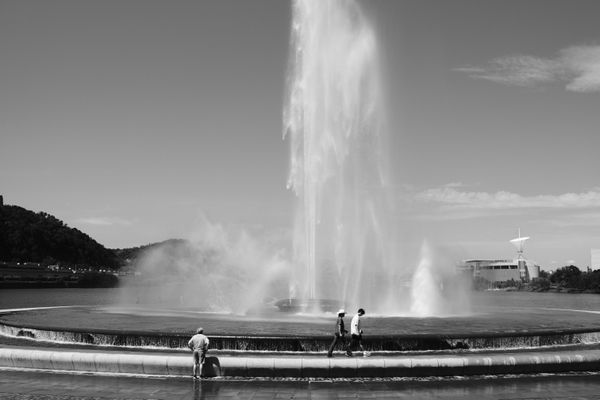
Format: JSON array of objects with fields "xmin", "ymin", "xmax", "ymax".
[
  {"xmin": 456, "ymin": 45, "xmax": 600, "ymax": 92},
  {"xmin": 442, "ymin": 182, "xmax": 469, "ymax": 188},
  {"xmin": 416, "ymin": 187, "xmax": 600, "ymax": 209},
  {"xmin": 560, "ymin": 46, "xmax": 600, "ymax": 92},
  {"xmin": 75, "ymin": 217, "xmax": 133, "ymax": 227}
]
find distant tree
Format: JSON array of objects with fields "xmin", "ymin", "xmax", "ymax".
[
  {"xmin": 550, "ymin": 265, "xmax": 582, "ymax": 289},
  {"xmin": 497, "ymin": 278, "xmax": 523, "ymax": 290},
  {"xmin": 581, "ymin": 269, "xmax": 600, "ymax": 292},
  {"xmin": 538, "ymin": 269, "xmax": 550, "ymax": 279},
  {"xmin": 529, "ymin": 277, "xmax": 551, "ymax": 291}
]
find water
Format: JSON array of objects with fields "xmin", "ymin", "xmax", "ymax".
[
  {"xmin": 411, "ymin": 241, "xmax": 473, "ymax": 317},
  {"xmin": 3, "ymin": 288, "xmax": 600, "ymax": 337},
  {"xmin": 2, "ymin": 289, "xmax": 599, "ymax": 351},
  {"xmin": 4, "ymin": 369, "xmax": 600, "ymax": 400},
  {"xmin": 411, "ymin": 241, "xmax": 444, "ymax": 316},
  {"xmin": 115, "ymin": 223, "xmax": 292, "ymax": 315},
  {"xmin": 284, "ymin": 0, "xmax": 398, "ymax": 313},
  {"xmin": 0, "ymin": 288, "xmax": 121, "ymax": 309}
]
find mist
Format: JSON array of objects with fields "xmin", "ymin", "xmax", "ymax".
[{"xmin": 119, "ymin": 217, "xmax": 292, "ymax": 314}]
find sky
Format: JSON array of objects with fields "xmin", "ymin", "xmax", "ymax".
[{"xmin": 1, "ymin": 0, "xmax": 599, "ymax": 269}]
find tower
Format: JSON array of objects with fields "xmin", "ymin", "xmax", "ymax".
[{"xmin": 510, "ymin": 229, "xmax": 530, "ymax": 281}]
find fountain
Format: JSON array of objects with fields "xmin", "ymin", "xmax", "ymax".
[
  {"xmin": 283, "ymin": 0, "xmax": 400, "ymax": 313},
  {"xmin": 93, "ymin": 0, "xmax": 468, "ymax": 318},
  {"xmin": 410, "ymin": 241, "xmax": 472, "ymax": 317},
  {"xmin": 117, "ymin": 0, "xmax": 411, "ymax": 316},
  {"xmin": 3, "ymin": 2, "xmax": 600, "ymax": 374}
]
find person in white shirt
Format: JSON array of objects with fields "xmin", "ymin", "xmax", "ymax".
[
  {"xmin": 187, "ymin": 327, "xmax": 210, "ymax": 379},
  {"xmin": 349, "ymin": 308, "xmax": 367, "ymax": 357}
]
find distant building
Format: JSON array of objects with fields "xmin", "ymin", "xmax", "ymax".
[
  {"xmin": 460, "ymin": 231, "xmax": 540, "ymax": 284},
  {"xmin": 461, "ymin": 259, "xmax": 540, "ymax": 283},
  {"xmin": 464, "ymin": 259, "xmax": 520, "ymax": 282},
  {"xmin": 592, "ymin": 249, "xmax": 600, "ymax": 270}
]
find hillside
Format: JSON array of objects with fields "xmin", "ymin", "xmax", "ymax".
[
  {"xmin": 0, "ymin": 204, "xmax": 119, "ymax": 267},
  {"xmin": 113, "ymin": 239, "xmax": 187, "ymax": 264}
]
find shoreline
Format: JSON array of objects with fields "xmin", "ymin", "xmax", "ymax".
[{"xmin": 481, "ymin": 286, "xmax": 600, "ymax": 294}]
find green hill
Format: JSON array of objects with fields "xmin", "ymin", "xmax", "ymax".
[{"xmin": 0, "ymin": 204, "xmax": 119, "ymax": 267}]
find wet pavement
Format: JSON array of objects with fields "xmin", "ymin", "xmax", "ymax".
[{"xmin": 1, "ymin": 370, "xmax": 600, "ymax": 399}]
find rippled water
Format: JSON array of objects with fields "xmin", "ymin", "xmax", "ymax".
[
  {"xmin": 0, "ymin": 288, "xmax": 121, "ymax": 309},
  {"xmin": 2, "ymin": 288, "xmax": 599, "ymax": 311},
  {"xmin": 1, "ymin": 289, "xmax": 599, "ymax": 337}
]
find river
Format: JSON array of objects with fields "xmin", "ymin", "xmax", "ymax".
[{"xmin": 2, "ymin": 288, "xmax": 600, "ymax": 312}]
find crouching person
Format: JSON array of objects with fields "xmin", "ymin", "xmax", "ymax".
[{"xmin": 188, "ymin": 327, "xmax": 209, "ymax": 379}]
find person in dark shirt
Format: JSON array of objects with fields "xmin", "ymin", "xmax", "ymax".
[{"xmin": 327, "ymin": 309, "xmax": 351, "ymax": 357}]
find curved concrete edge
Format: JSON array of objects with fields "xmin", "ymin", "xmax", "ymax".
[
  {"xmin": 4, "ymin": 321, "xmax": 600, "ymax": 351},
  {"xmin": 1, "ymin": 348, "xmax": 600, "ymax": 378}
]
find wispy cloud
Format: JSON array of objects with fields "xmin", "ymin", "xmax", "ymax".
[
  {"xmin": 456, "ymin": 45, "xmax": 600, "ymax": 92},
  {"xmin": 416, "ymin": 187, "xmax": 600, "ymax": 209},
  {"xmin": 75, "ymin": 217, "xmax": 133, "ymax": 227}
]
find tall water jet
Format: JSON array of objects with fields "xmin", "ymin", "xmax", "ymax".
[
  {"xmin": 283, "ymin": 0, "xmax": 398, "ymax": 312},
  {"xmin": 411, "ymin": 241, "xmax": 472, "ymax": 316},
  {"xmin": 410, "ymin": 241, "xmax": 445, "ymax": 317}
]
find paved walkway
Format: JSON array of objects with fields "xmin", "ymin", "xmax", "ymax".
[{"xmin": 1, "ymin": 369, "xmax": 600, "ymax": 399}]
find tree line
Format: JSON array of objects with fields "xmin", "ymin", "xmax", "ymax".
[
  {"xmin": 475, "ymin": 265, "xmax": 600, "ymax": 293},
  {"xmin": 530, "ymin": 265, "xmax": 600, "ymax": 293},
  {"xmin": 0, "ymin": 205, "xmax": 120, "ymax": 267}
]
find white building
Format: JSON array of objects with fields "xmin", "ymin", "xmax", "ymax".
[
  {"xmin": 462, "ymin": 258, "xmax": 540, "ymax": 283},
  {"xmin": 460, "ymin": 231, "xmax": 540, "ymax": 284}
]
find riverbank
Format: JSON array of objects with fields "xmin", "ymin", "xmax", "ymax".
[
  {"xmin": 0, "ymin": 266, "xmax": 119, "ymax": 289},
  {"xmin": 482, "ymin": 285, "xmax": 600, "ymax": 294}
]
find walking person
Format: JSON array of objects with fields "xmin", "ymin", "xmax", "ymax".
[
  {"xmin": 349, "ymin": 308, "xmax": 369, "ymax": 357},
  {"xmin": 327, "ymin": 309, "xmax": 351, "ymax": 357},
  {"xmin": 188, "ymin": 327, "xmax": 210, "ymax": 379}
]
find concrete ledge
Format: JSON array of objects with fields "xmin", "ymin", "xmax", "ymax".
[
  {"xmin": 329, "ymin": 358, "xmax": 357, "ymax": 378},
  {"xmin": 300, "ymin": 357, "xmax": 330, "ymax": 378},
  {"xmin": 356, "ymin": 357, "xmax": 384, "ymax": 377},
  {"xmin": 273, "ymin": 357, "xmax": 302, "ymax": 378},
  {"xmin": 4, "ymin": 321, "xmax": 600, "ymax": 352},
  {"xmin": 141, "ymin": 355, "xmax": 166, "ymax": 375},
  {"xmin": 50, "ymin": 351, "xmax": 74, "ymax": 371},
  {"xmin": 218, "ymin": 356, "xmax": 246, "ymax": 377},
  {"xmin": 2, "ymin": 347, "xmax": 600, "ymax": 378}
]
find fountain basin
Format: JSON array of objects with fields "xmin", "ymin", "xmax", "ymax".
[{"xmin": 2, "ymin": 302, "xmax": 600, "ymax": 352}]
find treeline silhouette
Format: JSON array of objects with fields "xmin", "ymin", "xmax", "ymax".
[
  {"xmin": 113, "ymin": 238, "xmax": 187, "ymax": 263},
  {"xmin": 0, "ymin": 204, "xmax": 120, "ymax": 267},
  {"xmin": 475, "ymin": 265, "xmax": 600, "ymax": 293},
  {"xmin": 541, "ymin": 265, "xmax": 600, "ymax": 292}
]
